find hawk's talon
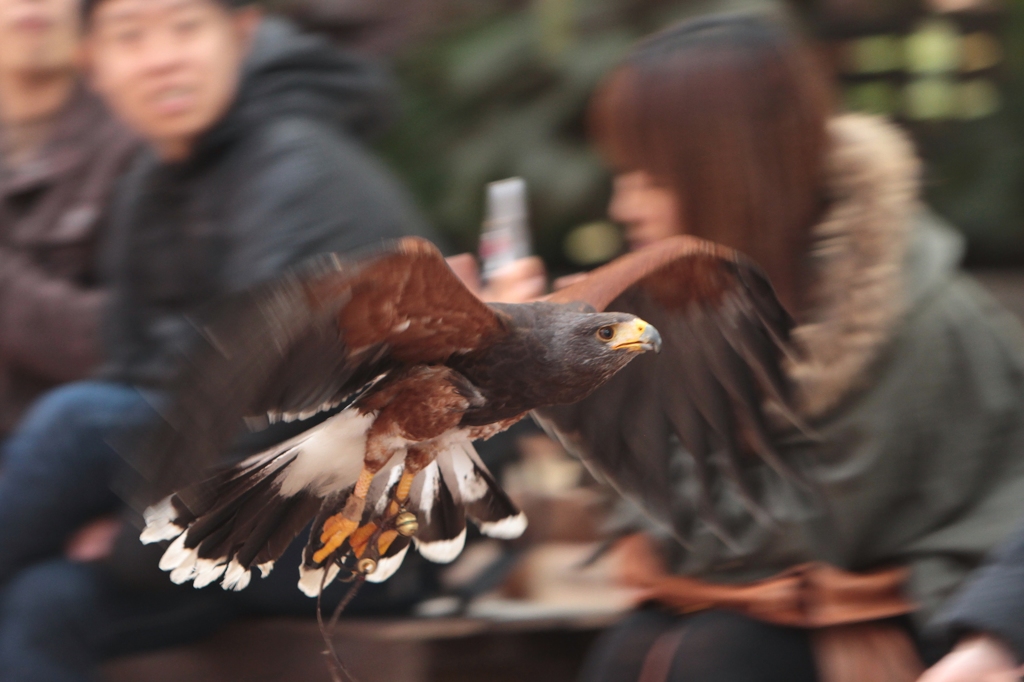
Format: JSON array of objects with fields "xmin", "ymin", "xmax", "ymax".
[
  {"xmin": 321, "ymin": 511, "xmax": 359, "ymax": 542},
  {"xmin": 352, "ymin": 504, "xmax": 414, "ymax": 559},
  {"xmin": 314, "ymin": 515, "xmax": 359, "ymax": 564},
  {"xmin": 316, "ymin": 487, "xmax": 415, "ymax": 566},
  {"xmin": 376, "ymin": 529, "xmax": 400, "ymax": 556},
  {"xmin": 348, "ymin": 522, "xmax": 379, "ymax": 558}
]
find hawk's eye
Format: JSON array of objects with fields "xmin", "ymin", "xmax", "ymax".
[{"xmin": 597, "ymin": 326, "xmax": 615, "ymax": 341}]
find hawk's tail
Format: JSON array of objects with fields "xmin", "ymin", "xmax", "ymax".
[
  {"xmin": 140, "ymin": 439, "xmax": 322, "ymax": 591},
  {"xmin": 143, "ymin": 437, "xmax": 526, "ymax": 594}
]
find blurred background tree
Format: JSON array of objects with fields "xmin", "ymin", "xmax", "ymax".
[
  {"xmin": 367, "ymin": 0, "xmax": 766, "ymax": 271},
  {"xmin": 276, "ymin": 0, "xmax": 1024, "ymax": 269},
  {"xmin": 812, "ymin": 0, "xmax": 1024, "ymax": 264}
]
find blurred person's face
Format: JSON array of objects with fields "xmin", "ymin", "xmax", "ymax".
[
  {"xmin": 84, "ymin": 0, "xmax": 259, "ymax": 161},
  {"xmin": 609, "ymin": 171, "xmax": 682, "ymax": 251},
  {"xmin": 0, "ymin": 0, "xmax": 80, "ymax": 75}
]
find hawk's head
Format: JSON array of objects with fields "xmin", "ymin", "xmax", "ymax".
[{"xmin": 494, "ymin": 302, "xmax": 662, "ymax": 406}]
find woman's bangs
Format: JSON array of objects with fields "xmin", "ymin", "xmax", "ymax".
[{"xmin": 589, "ymin": 68, "xmax": 650, "ymax": 174}]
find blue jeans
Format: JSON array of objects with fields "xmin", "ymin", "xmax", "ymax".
[
  {"xmin": 0, "ymin": 381, "xmax": 427, "ymax": 682},
  {"xmin": 0, "ymin": 382, "xmax": 158, "ymax": 587}
]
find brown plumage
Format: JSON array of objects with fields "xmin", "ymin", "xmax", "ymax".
[
  {"xmin": 535, "ymin": 235, "xmax": 805, "ymax": 543},
  {"xmin": 139, "ymin": 235, "xmax": 798, "ymax": 594}
]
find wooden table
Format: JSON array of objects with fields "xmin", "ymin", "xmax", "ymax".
[{"xmin": 103, "ymin": 607, "xmax": 622, "ymax": 682}]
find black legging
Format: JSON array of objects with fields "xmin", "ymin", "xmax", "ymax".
[{"xmin": 578, "ymin": 608, "xmax": 818, "ymax": 682}]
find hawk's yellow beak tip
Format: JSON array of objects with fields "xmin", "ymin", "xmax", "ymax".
[{"xmin": 611, "ymin": 319, "xmax": 662, "ymax": 353}]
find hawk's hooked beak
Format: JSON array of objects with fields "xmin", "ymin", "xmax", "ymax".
[{"xmin": 612, "ymin": 319, "xmax": 662, "ymax": 354}]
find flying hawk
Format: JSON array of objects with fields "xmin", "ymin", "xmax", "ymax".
[{"xmin": 140, "ymin": 235, "xmax": 797, "ymax": 594}]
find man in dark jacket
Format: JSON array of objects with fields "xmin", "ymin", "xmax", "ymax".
[
  {"xmin": 0, "ymin": 0, "xmax": 136, "ymax": 438},
  {"xmin": 0, "ymin": 1, "xmax": 436, "ymax": 678},
  {"xmin": 89, "ymin": 1, "xmax": 430, "ymax": 390}
]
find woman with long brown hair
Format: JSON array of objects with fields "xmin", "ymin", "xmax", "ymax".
[{"xmin": 578, "ymin": 13, "xmax": 1024, "ymax": 682}]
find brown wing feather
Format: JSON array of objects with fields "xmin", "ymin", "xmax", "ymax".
[
  {"xmin": 534, "ymin": 237, "xmax": 806, "ymax": 544},
  {"xmin": 128, "ymin": 237, "xmax": 504, "ymax": 508},
  {"xmin": 323, "ymin": 238, "xmax": 505, "ymax": 363},
  {"xmin": 545, "ymin": 235, "xmax": 739, "ymax": 311}
]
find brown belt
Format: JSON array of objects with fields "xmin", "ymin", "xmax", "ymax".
[{"xmin": 636, "ymin": 562, "xmax": 924, "ymax": 682}]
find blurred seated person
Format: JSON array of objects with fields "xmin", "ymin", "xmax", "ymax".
[
  {"xmin": 919, "ymin": 518, "xmax": 1024, "ymax": 682},
  {"xmin": 0, "ymin": 0, "xmax": 135, "ymax": 440},
  {"xmin": 552, "ymin": 13, "xmax": 1024, "ymax": 682},
  {"xmin": 0, "ymin": 0, "xmax": 438, "ymax": 679}
]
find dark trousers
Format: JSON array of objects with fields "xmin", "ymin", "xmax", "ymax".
[
  {"xmin": 0, "ymin": 382, "xmax": 156, "ymax": 587},
  {"xmin": 578, "ymin": 608, "xmax": 818, "ymax": 682},
  {"xmin": 0, "ymin": 381, "xmax": 424, "ymax": 682}
]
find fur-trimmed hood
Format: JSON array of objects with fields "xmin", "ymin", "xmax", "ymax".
[{"xmin": 787, "ymin": 114, "xmax": 923, "ymax": 418}]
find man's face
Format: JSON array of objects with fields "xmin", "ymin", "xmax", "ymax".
[
  {"xmin": 86, "ymin": 0, "xmax": 258, "ymax": 159},
  {"xmin": 0, "ymin": 0, "xmax": 80, "ymax": 75}
]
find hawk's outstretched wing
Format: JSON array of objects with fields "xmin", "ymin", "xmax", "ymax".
[
  {"xmin": 129, "ymin": 237, "xmax": 505, "ymax": 510},
  {"xmin": 533, "ymin": 236, "xmax": 805, "ymax": 540}
]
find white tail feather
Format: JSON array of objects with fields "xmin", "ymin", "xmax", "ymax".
[
  {"xmin": 158, "ymin": 534, "xmax": 191, "ymax": 572},
  {"xmin": 192, "ymin": 559, "xmax": 228, "ymax": 588},
  {"xmin": 478, "ymin": 512, "xmax": 528, "ymax": 539},
  {"xmin": 298, "ymin": 562, "xmax": 341, "ymax": 597},
  {"xmin": 366, "ymin": 545, "xmax": 410, "ymax": 583},
  {"xmin": 222, "ymin": 560, "xmax": 252, "ymax": 591},
  {"xmin": 140, "ymin": 497, "xmax": 185, "ymax": 544},
  {"xmin": 414, "ymin": 527, "xmax": 466, "ymax": 564},
  {"xmin": 449, "ymin": 441, "xmax": 490, "ymax": 502}
]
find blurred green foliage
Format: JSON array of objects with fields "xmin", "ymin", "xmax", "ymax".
[
  {"xmin": 374, "ymin": 0, "xmax": 760, "ymax": 267},
  {"xmin": 912, "ymin": 1, "xmax": 1024, "ymax": 264},
  {"xmin": 371, "ymin": 0, "xmax": 1024, "ymax": 265}
]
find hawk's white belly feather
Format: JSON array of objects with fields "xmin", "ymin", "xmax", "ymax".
[{"xmin": 273, "ymin": 409, "xmax": 377, "ymax": 497}]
